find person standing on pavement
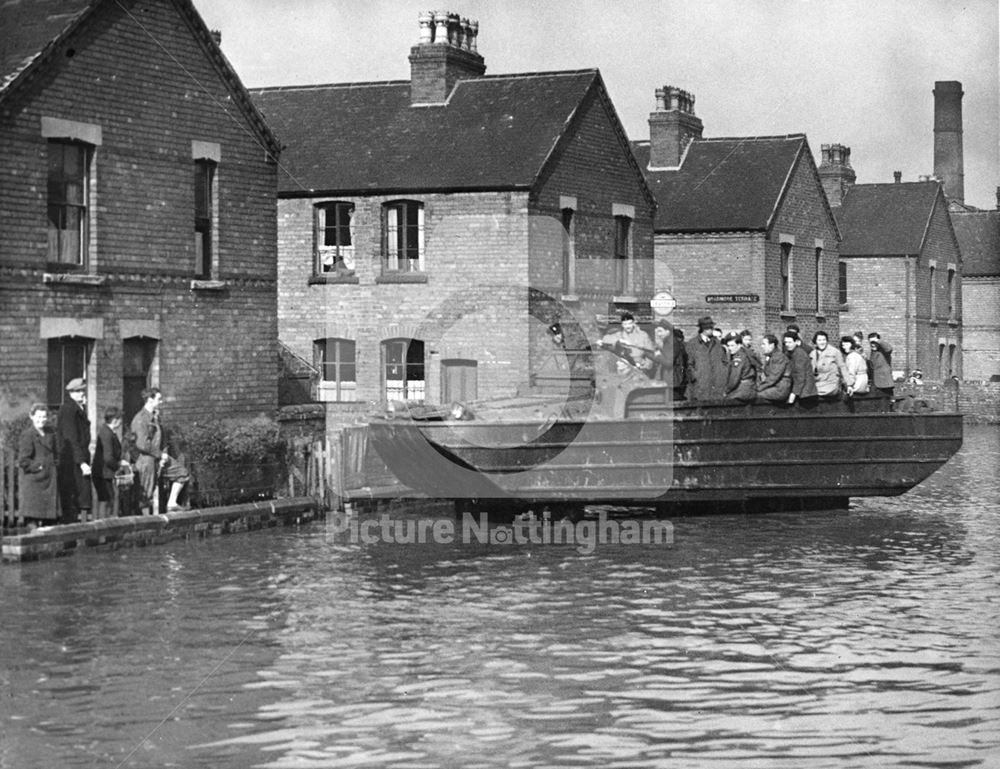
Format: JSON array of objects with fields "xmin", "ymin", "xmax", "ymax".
[
  {"xmin": 130, "ymin": 387, "xmax": 189, "ymax": 514},
  {"xmin": 57, "ymin": 378, "xmax": 92, "ymax": 522},
  {"xmin": 17, "ymin": 403, "xmax": 60, "ymax": 527},
  {"xmin": 93, "ymin": 406, "xmax": 130, "ymax": 519}
]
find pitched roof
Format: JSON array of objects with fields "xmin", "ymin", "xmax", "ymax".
[
  {"xmin": 952, "ymin": 210, "xmax": 1000, "ymax": 276},
  {"xmin": 0, "ymin": 0, "xmax": 279, "ymax": 155},
  {"xmin": 252, "ymin": 70, "xmax": 604, "ymax": 195},
  {"xmin": 631, "ymin": 135, "xmax": 809, "ymax": 232},
  {"xmin": 836, "ymin": 182, "xmax": 943, "ymax": 256},
  {"xmin": 0, "ymin": 0, "xmax": 91, "ymax": 93}
]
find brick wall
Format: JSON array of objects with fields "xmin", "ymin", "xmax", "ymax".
[
  {"xmin": 897, "ymin": 380, "xmax": 1000, "ymax": 423},
  {"xmin": 0, "ymin": 0, "xmax": 278, "ymax": 424},
  {"xmin": 962, "ymin": 277, "xmax": 1000, "ymax": 380}
]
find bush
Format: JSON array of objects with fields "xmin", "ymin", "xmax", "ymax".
[{"xmin": 174, "ymin": 415, "xmax": 288, "ymax": 508}]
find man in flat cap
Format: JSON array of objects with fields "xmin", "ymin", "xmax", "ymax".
[{"xmin": 57, "ymin": 377, "xmax": 92, "ymax": 522}]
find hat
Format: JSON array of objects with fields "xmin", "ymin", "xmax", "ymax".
[
  {"xmin": 697, "ymin": 316, "xmax": 715, "ymax": 331},
  {"xmin": 548, "ymin": 322, "xmax": 562, "ymax": 335},
  {"xmin": 65, "ymin": 377, "xmax": 86, "ymax": 392}
]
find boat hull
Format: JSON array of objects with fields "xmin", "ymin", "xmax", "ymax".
[{"xmin": 368, "ymin": 405, "xmax": 963, "ymax": 508}]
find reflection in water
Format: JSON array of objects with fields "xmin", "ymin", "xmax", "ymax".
[{"xmin": 0, "ymin": 426, "xmax": 998, "ymax": 768}]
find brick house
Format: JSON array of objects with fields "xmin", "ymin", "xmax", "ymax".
[
  {"xmin": 632, "ymin": 88, "xmax": 841, "ymax": 342},
  {"xmin": 833, "ymin": 178, "xmax": 963, "ymax": 379},
  {"xmin": 952, "ymin": 206, "xmax": 1000, "ymax": 380},
  {"xmin": 0, "ymin": 0, "xmax": 280, "ymax": 430},
  {"xmin": 251, "ymin": 12, "xmax": 655, "ymax": 416}
]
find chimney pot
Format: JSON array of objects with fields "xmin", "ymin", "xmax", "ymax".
[
  {"xmin": 894, "ymin": 171, "xmax": 902, "ymax": 183},
  {"xmin": 210, "ymin": 29, "xmax": 221, "ymax": 45},
  {"xmin": 418, "ymin": 11, "xmax": 433, "ymax": 44}
]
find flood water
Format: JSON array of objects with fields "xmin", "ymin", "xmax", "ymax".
[{"xmin": 1, "ymin": 426, "xmax": 998, "ymax": 768}]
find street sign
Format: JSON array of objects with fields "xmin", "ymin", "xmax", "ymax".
[{"xmin": 705, "ymin": 294, "xmax": 760, "ymax": 304}]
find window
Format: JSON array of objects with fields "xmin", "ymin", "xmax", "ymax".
[
  {"xmin": 123, "ymin": 337, "xmax": 157, "ymax": 425},
  {"xmin": 194, "ymin": 159, "xmax": 215, "ymax": 278},
  {"xmin": 383, "ymin": 201, "xmax": 424, "ymax": 272},
  {"xmin": 316, "ymin": 202, "xmax": 355, "ymax": 273},
  {"xmin": 780, "ymin": 242, "xmax": 792, "ymax": 311},
  {"xmin": 814, "ymin": 247, "xmax": 822, "ymax": 313},
  {"xmin": 47, "ymin": 141, "xmax": 90, "ymax": 267},
  {"xmin": 838, "ymin": 261, "xmax": 848, "ymax": 306},
  {"xmin": 929, "ymin": 265, "xmax": 937, "ymax": 319},
  {"xmin": 561, "ymin": 208, "xmax": 575, "ymax": 293},
  {"xmin": 47, "ymin": 337, "xmax": 89, "ymax": 410},
  {"xmin": 383, "ymin": 339, "xmax": 425, "ymax": 402},
  {"xmin": 947, "ymin": 267, "xmax": 956, "ymax": 319},
  {"xmin": 614, "ymin": 215, "xmax": 631, "ymax": 293},
  {"xmin": 315, "ymin": 338, "xmax": 356, "ymax": 402}
]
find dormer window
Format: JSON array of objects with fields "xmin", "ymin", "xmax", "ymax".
[
  {"xmin": 383, "ymin": 200, "xmax": 424, "ymax": 273},
  {"xmin": 315, "ymin": 202, "xmax": 355, "ymax": 274}
]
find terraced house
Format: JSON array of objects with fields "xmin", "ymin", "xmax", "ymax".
[
  {"xmin": 0, "ymin": 0, "xmax": 280, "ymax": 427},
  {"xmin": 252, "ymin": 11, "xmax": 656, "ymax": 420}
]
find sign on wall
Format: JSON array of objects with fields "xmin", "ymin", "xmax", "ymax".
[{"xmin": 705, "ymin": 294, "xmax": 760, "ymax": 304}]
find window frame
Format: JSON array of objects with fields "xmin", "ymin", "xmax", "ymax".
[
  {"xmin": 382, "ymin": 338, "xmax": 425, "ymax": 403},
  {"xmin": 46, "ymin": 140, "xmax": 91, "ymax": 270},
  {"xmin": 613, "ymin": 214, "xmax": 632, "ymax": 294},
  {"xmin": 838, "ymin": 261, "xmax": 848, "ymax": 306},
  {"xmin": 382, "ymin": 200, "xmax": 425, "ymax": 273},
  {"xmin": 315, "ymin": 338, "xmax": 357, "ymax": 402},
  {"xmin": 315, "ymin": 201, "xmax": 356, "ymax": 275},
  {"xmin": 194, "ymin": 158, "xmax": 216, "ymax": 278},
  {"xmin": 47, "ymin": 337, "xmax": 91, "ymax": 410},
  {"xmin": 780, "ymin": 242, "xmax": 793, "ymax": 312}
]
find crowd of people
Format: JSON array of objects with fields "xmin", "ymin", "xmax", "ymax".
[
  {"xmin": 15, "ymin": 385, "xmax": 189, "ymax": 529},
  {"xmin": 590, "ymin": 312, "xmax": 895, "ymax": 406}
]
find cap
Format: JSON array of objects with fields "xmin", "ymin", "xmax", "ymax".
[{"xmin": 65, "ymin": 377, "xmax": 86, "ymax": 392}]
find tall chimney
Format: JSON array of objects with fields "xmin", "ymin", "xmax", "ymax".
[
  {"xmin": 894, "ymin": 171, "xmax": 902, "ymax": 183},
  {"xmin": 409, "ymin": 11, "xmax": 485, "ymax": 105},
  {"xmin": 933, "ymin": 81, "xmax": 964, "ymax": 204},
  {"xmin": 817, "ymin": 144, "xmax": 856, "ymax": 207},
  {"xmin": 647, "ymin": 86, "xmax": 703, "ymax": 168}
]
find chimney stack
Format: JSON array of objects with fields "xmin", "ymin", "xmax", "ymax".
[
  {"xmin": 933, "ymin": 81, "xmax": 964, "ymax": 204},
  {"xmin": 210, "ymin": 29, "xmax": 221, "ymax": 46},
  {"xmin": 995, "ymin": 186, "xmax": 999, "ymax": 211},
  {"xmin": 409, "ymin": 11, "xmax": 485, "ymax": 105},
  {"xmin": 647, "ymin": 86, "xmax": 703, "ymax": 168},
  {"xmin": 817, "ymin": 144, "xmax": 856, "ymax": 207},
  {"xmin": 894, "ymin": 171, "xmax": 902, "ymax": 183}
]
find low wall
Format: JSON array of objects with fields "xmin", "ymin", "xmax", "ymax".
[
  {"xmin": 896, "ymin": 380, "xmax": 1000, "ymax": 423},
  {"xmin": 2, "ymin": 497, "xmax": 321, "ymax": 564}
]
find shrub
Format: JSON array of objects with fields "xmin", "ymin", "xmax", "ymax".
[{"xmin": 173, "ymin": 415, "xmax": 288, "ymax": 508}]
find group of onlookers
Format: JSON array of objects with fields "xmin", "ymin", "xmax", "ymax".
[
  {"xmin": 593, "ymin": 313, "xmax": 894, "ymax": 406},
  {"xmin": 15, "ymin": 384, "xmax": 188, "ymax": 529}
]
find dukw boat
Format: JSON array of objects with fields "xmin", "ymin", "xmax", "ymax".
[{"xmin": 368, "ymin": 352, "xmax": 963, "ymax": 514}]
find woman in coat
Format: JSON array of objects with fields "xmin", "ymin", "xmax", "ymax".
[
  {"xmin": 840, "ymin": 336, "xmax": 870, "ymax": 395},
  {"xmin": 17, "ymin": 403, "xmax": 60, "ymax": 524}
]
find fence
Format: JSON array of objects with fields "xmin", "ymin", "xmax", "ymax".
[{"xmin": 1, "ymin": 446, "xmax": 18, "ymax": 530}]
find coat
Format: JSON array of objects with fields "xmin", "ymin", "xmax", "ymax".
[
  {"xmin": 811, "ymin": 345, "xmax": 850, "ymax": 397},
  {"xmin": 650, "ymin": 327, "xmax": 688, "ymax": 391},
  {"xmin": 17, "ymin": 425, "xmax": 59, "ymax": 520},
  {"xmin": 845, "ymin": 350, "xmax": 869, "ymax": 393},
  {"xmin": 57, "ymin": 400, "xmax": 92, "ymax": 512},
  {"xmin": 756, "ymin": 350, "xmax": 792, "ymax": 402},
  {"xmin": 685, "ymin": 335, "xmax": 728, "ymax": 401},
  {"xmin": 788, "ymin": 346, "xmax": 818, "ymax": 399},
  {"xmin": 870, "ymin": 340, "xmax": 894, "ymax": 389},
  {"xmin": 724, "ymin": 350, "xmax": 757, "ymax": 402}
]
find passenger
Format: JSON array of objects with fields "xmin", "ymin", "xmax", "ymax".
[
  {"xmin": 852, "ymin": 331, "xmax": 869, "ymax": 361},
  {"xmin": 783, "ymin": 331, "xmax": 818, "ymax": 406},
  {"xmin": 755, "ymin": 335, "xmax": 791, "ymax": 403},
  {"xmin": 840, "ymin": 336, "xmax": 869, "ymax": 395},
  {"xmin": 649, "ymin": 321, "xmax": 688, "ymax": 399},
  {"xmin": 685, "ymin": 316, "xmax": 728, "ymax": 401},
  {"xmin": 810, "ymin": 331, "xmax": 850, "ymax": 401},
  {"xmin": 16, "ymin": 403, "xmax": 60, "ymax": 528},
  {"xmin": 740, "ymin": 329, "xmax": 762, "ymax": 377},
  {"xmin": 599, "ymin": 312, "xmax": 654, "ymax": 373},
  {"xmin": 722, "ymin": 332, "xmax": 756, "ymax": 403},
  {"xmin": 868, "ymin": 332, "xmax": 895, "ymax": 398},
  {"xmin": 92, "ymin": 406, "xmax": 130, "ymax": 519},
  {"xmin": 57, "ymin": 377, "xmax": 92, "ymax": 523},
  {"xmin": 786, "ymin": 323, "xmax": 813, "ymax": 355}
]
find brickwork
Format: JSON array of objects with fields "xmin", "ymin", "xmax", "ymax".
[
  {"xmin": 962, "ymin": 277, "xmax": 1000, "ymax": 379},
  {"xmin": 0, "ymin": 0, "xmax": 278, "ymax": 424},
  {"xmin": 277, "ymin": 80, "xmax": 654, "ymax": 407},
  {"xmin": 896, "ymin": 380, "xmax": 1000, "ymax": 423},
  {"xmin": 840, "ymin": 194, "xmax": 963, "ymax": 379},
  {"xmin": 653, "ymin": 147, "xmax": 840, "ymax": 342}
]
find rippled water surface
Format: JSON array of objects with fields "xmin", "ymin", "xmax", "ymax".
[{"xmin": 2, "ymin": 426, "xmax": 998, "ymax": 768}]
